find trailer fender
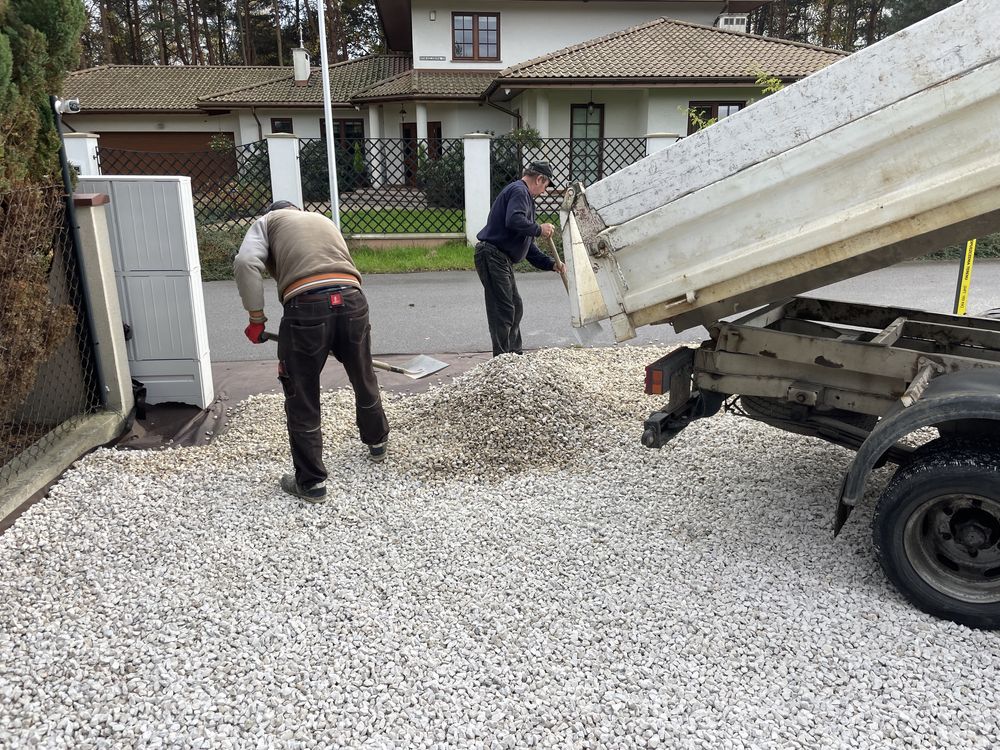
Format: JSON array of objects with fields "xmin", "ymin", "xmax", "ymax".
[{"xmin": 834, "ymin": 370, "xmax": 1000, "ymax": 535}]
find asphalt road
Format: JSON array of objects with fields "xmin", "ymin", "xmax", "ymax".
[{"xmin": 203, "ymin": 260, "xmax": 1000, "ymax": 361}]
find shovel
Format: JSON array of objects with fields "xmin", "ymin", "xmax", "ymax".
[
  {"xmin": 260, "ymin": 331, "xmax": 449, "ymax": 380},
  {"xmin": 544, "ymin": 235, "xmax": 605, "ymax": 344}
]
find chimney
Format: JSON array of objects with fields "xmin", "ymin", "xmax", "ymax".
[{"xmin": 292, "ymin": 48, "xmax": 311, "ymax": 87}]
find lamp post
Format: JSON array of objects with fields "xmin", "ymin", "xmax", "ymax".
[{"xmin": 315, "ymin": 0, "xmax": 340, "ymax": 225}]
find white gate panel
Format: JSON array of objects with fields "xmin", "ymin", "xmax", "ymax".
[{"xmin": 78, "ymin": 176, "xmax": 214, "ymax": 408}]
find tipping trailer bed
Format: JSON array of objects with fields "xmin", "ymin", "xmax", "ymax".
[
  {"xmin": 559, "ymin": 1, "xmax": 1000, "ymax": 629},
  {"xmin": 563, "ymin": 0, "xmax": 1000, "ymax": 340}
]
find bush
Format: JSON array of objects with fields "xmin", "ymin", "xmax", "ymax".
[
  {"xmin": 921, "ymin": 232, "xmax": 1000, "ymax": 260},
  {"xmin": 417, "ymin": 144, "xmax": 464, "ymax": 209},
  {"xmin": 301, "ymin": 140, "xmax": 369, "ymax": 202},
  {"xmin": 490, "ymin": 127, "xmax": 542, "ymax": 200},
  {"xmin": 197, "ymin": 225, "xmax": 244, "ymax": 281}
]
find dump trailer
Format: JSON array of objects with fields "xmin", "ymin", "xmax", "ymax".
[{"xmin": 561, "ymin": 0, "xmax": 1000, "ymax": 629}]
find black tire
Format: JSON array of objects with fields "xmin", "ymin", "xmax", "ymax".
[
  {"xmin": 873, "ymin": 443, "xmax": 1000, "ymax": 629},
  {"xmin": 740, "ymin": 395, "xmax": 878, "ymax": 432}
]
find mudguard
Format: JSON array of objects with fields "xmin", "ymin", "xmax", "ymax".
[{"xmin": 834, "ymin": 370, "xmax": 1000, "ymax": 534}]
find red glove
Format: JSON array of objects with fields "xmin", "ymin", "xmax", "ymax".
[{"xmin": 244, "ymin": 321, "xmax": 266, "ymax": 344}]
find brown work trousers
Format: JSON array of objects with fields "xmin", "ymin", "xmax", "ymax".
[{"xmin": 277, "ymin": 286, "xmax": 389, "ymax": 487}]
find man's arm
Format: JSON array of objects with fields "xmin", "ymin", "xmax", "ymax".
[
  {"xmin": 233, "ymin": 216, "xmax": 270, "ymax": 321},
  {"xmin": 504, "ymin": 188, "xmax": 541, "ymax": 237},
  {"xmin": 525, "ymin": 243, "xmax": 556, "ymax": 271}
]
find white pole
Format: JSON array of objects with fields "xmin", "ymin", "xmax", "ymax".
[{"xmin": 315, "ymin": 0, "xmax": 340, "ymax": 225}]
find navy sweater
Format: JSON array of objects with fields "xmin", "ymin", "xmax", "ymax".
[{"xmin": 476, "ymin": 180, "xmax": 555, "ymax": 270}]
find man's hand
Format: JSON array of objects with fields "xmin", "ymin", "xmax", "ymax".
[
  {"xmin": 538, "ymin": 222, "xmax": 555, "ymax": 239},
  {"xmin": 244, "ymin": 321, "xmax": 266, "ymax": 344},
  {"xmin": 553, "ymin": 260, "xmax": 566, "ymax": 274}
]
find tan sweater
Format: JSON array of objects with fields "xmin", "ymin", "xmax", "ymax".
[{"xmin": 234, "ymin": 209, "xmax": 361, "ymax": 312}]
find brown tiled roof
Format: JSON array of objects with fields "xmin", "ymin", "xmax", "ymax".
[
  {"xmin": 65, "ymin": 65, "xmax": 291, "ymax": 112},
  {"xmin": 352, "ymin": 69, "xmax": 497, "ymax": 102},
  {"xmin": 201, "ymin": 55, "xmax": 413, "ymax": 106},
  {"xmin": 487, "ymin": 17, "xmax": 846, "ymax": 94}
]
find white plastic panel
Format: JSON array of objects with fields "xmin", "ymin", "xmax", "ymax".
[{"xmin": 78, "ymin": 175, "xmax": 214, "ymax": 408}]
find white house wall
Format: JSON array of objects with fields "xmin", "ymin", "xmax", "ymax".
[
  {"xmin": 410, "ymin": 0, "xmax": 721, "ymax": 69},
  {"xmin": 66, "ymin": 113, "xmax": 241, "ymax": 137}
]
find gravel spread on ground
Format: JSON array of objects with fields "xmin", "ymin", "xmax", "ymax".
[{"xmin": 1, "ymin": 347, "xmax": 998, "ymax": 748}]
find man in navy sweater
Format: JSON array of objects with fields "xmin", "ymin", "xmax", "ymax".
[{"xmin": 474, "ymin": 161, "xmax": 566, "ymax": 356}]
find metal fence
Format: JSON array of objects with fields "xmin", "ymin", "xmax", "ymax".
[
  {"xmin": 491, "ymin": 136, "xmax": 646, "ymax": 216},
  {"xmin": 0, "ymin": 187, "xmax": 102, "ymax": 489},
  {"xmin": 299, "ymin": 137, "xmax": 466, "ymax": 235},
  {"xmin": 99, "ymin": 140, "xmax": 272, "ymax": 228}
]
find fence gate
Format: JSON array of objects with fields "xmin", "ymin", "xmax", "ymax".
[{"xmin": 78, "ymin": 176, "xmax": 214, "ymax": 408}]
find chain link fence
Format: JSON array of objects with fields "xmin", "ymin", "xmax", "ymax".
[
  {"xmin": 300, "ymin": 137, "xmax": 466, "ymax": 235},
  {"xmin": 0, "ymin": 186, "xmax": 102, "ymax": 490},
  {"xmin": 491, "ymin": 137, "xmax": 646, "ymax": 216},
  {"xmin": 99, "ymin": 140, "xmax": 272, "ymax": 229}
]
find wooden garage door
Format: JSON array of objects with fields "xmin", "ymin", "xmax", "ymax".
[
  {"xmin": 97, "ymin": 132, "xmax": 239, "ymax": 192},
  {"xmin": 96, "ymin": 132, "xmax": 231, "ymax": 152}
]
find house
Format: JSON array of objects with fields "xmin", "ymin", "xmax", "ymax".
[{"xmin": 63, "ymin": 1, "xmax": 844, "ymax": 153}]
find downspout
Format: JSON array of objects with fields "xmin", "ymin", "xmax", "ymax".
[
  {"xmin": 251, "ymin": 106, "xmax": 263, "ymax": 140},
  {"xmin": 486, "ymin": 98, "xmax": 522, "ymax": 129}
]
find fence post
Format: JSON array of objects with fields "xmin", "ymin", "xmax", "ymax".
[
  {"xmin": 463, "ymin": 133, "xmax": 492, "ymax": 246},
  {"xmin": 63, "ymin": 133, "xmax": 101, "ymax": 176},
  {"xmin": 265, "ymin": 134, "xmax": 304, "ymax": 208},
  {"xmin": 73, "ymin": 193, "xmax": 134, "ymax": 417},
  {"xmin": 645, "ymin": 132, "xmax": 682, "ymax": 156}
]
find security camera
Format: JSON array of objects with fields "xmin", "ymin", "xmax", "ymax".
[{"xmin": 55, "ymin": 98, "xmax": 82, "ymax": 114}]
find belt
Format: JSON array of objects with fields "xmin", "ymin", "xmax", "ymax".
[{"xmin": 288, "ymin": 285, "xmax": 357, "ymax": 304}]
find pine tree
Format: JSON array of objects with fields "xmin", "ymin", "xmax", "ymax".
[{"xmin": 884, "ymin": 0, "xmax": 961, "ymax": 34}]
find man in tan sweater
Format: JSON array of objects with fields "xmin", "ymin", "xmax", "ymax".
[{"xmin": 234, "ymin": 201, "xmax": 389, "ymax": 503}]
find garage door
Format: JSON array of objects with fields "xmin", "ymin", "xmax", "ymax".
[
  {"xmin": 97, "ymin": 132, "xmax": 239, "ymax": 192},
  {"xmin": 96, "ymin": 132, "xmax": 233, "ymax": 152}
]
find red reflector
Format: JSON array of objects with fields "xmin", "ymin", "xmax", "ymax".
[{"xmin": 645, "ymin": 367, "xmax": 664, "ymax": 395}]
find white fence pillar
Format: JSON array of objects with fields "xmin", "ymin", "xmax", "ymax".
[
  {"xmin": 645, "ymin": 132, "xmax": 682, "ymax": 156},
  {"xmin": 265, "ymin": 134, "xmax": 304, "ymax": 208},
  {"xmin": 64, "ymin": 133, "xmax": 101, "ymax": 176},
  {"xmin": 416, "ymin": 104, "xmax": 429, "ymax": 141},
  {"xmin": 368, "ymin": 106, "xmax": 385, "ymax": 189},
  {"xmin": 463, "ymin": 133, "xmax": 492, "ymax": 246}
]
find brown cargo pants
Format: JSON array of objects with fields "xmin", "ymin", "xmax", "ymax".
[{"xmin": 277, "ymin": 286, "xmax": 389, "ymax": 487}]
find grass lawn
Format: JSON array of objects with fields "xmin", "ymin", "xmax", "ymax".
[{"xmin": 352, "ymin": 243, "xmax": 475, "ymax": 273}]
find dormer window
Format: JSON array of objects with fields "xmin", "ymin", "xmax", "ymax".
[{"xmin": 452, "ymin": 13, "xmax": 500, "ymax": 61}]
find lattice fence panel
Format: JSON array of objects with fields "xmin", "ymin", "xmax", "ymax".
[
  {"xmin": 99, "ymin": 140, "xmax": 272, "ymax": 228},
  {"xmin": 300, "ymin": 137, "xmax": 466, "ymax": 235}
]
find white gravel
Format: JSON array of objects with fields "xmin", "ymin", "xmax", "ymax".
[{"xmin": 1, "ymin": 347, "xmax": 999, "ymax": 749}]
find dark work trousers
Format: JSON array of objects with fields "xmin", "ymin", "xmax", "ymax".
[
  {"xmin": 474, "ymin": 242, "xmax": 523, "ymax": 357},
  {"xmin": 277, "ymin": 287, "xmax": 389, "ymax": 487}
]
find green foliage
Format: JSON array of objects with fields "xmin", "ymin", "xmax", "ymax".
[
  {"xmin": 300, "ymin": 139, "xmax": 369, "ymax": 202},
  {"xmin": 209, "ymin": 133, "xmax": 235, "ymax": 152},
  {"xmin": 416, "ymin": 146, "xmax": 464, "ymax": 210},
  {"xmin": 490, "ymin": 127, "xmax": 543, "ymax": 199},
  {"xmin": 350, "ymin": 242, "xmax": 475, "ymax": 273},
  {"xmin": 0, "ymin": 0, "xmax": 85, "ymax": 190},
  {"xmin": 197, "ymin": 225, "xmax": 244, "ymax": 281},
  {"xmin": 885, "ymin": 0, "xmax": 962, "ymax": 35},
  {"xmin": 753, "ymin": 69, "xmax": 785, "ymax": 97},
  {"xmin": 921, "ymin": 233, "xmax": 1000, "ymax": 261}
]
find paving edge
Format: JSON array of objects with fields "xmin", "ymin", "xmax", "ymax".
[{"xmin": 1, "ymin": 411, "xmax": 127, "ymax": 527}]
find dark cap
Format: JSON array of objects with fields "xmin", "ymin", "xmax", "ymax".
[
  {"xmin": 526, "ymin": 161, "xmax": 557, "ymax": 188},
  {"xmin": 265, "ymin": 200, "xmax": 299, "ymax": 213}
]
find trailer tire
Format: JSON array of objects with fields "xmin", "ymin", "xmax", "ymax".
[
  {"xmin": 739, "ymin": 395, "xmax": 877, "ymax": 431},
  {"xmin": 873, "ymin": 443, "xmax": 1000, "ymax": 629}
]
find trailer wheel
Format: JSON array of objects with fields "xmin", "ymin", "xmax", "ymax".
[
  {"xmin": 739, "ymin": 395, "xmax": 877, "ymax": 431},
  {"xmin": 873, "ymin": 444, "xmax": 1000, "ymax": 629}
]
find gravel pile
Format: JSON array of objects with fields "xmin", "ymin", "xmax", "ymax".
[{"xmin": 1, "ymin": 347, "xmax": 999, "ymax": 749}]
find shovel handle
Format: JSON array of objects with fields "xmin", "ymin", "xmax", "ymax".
[
  {"xmin": 262, "ymin": 331, "xmax": 411, "ymax": 374},
  {"xmin": 545, "ymin": 236, "xmax": 570, "ymax": 293}
]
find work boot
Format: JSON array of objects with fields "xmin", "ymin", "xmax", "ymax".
[
  {"xmin": 280, "ymin": 474, "xmax": 327, "ymax": 504},
  {"xmin": 368, "ymin": 441, "xmax": 388, "ymax": 463}
]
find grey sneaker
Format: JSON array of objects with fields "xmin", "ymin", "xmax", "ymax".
[
  {"xmin": 280, "ymin": 474, "xmax": 327, "ymax": 504},
  {"xmin": 368, "ymin": 441, "xmax": 388, "ymax": 463}
]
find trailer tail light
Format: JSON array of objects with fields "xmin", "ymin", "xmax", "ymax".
[{"xmin": 645, "ymin": 365, "xmax": 665, "ymax": 395}]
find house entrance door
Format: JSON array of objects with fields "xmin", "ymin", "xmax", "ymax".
[{"xmin": 402, "ymin": 121, "xmax": 442, "ymax": 187}]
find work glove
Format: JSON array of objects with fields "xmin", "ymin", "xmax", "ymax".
[{"xmin": 244, "ymin": 321, "xmax": 266, "ymax": 344}]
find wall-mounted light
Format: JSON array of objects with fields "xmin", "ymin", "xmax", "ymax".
[
  {"xmin": 587, "ymin": 88, "xmax": 595, "ymax": 116},
  {"xmin": 504, "ymin": 88, "xmax": 511, "ymax": 96},
  {"xmin": 400, "ymin": 104, "xmax": 407, "ymax": 121},
  {"xmin": 429, "ymin": 10, "xmax": 436, "ymax": 21}
]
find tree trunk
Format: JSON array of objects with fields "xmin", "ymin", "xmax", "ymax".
[
  {"xmin": 215, "ymin": 0, "xmax": 227, "ymax": 63},
  {"xmin": 187, "ymin": 0, "xmax": 203, "ymax": 64},
  {"xmin": 169, "ymin": 0, "xmax": 189, "ymax": 63},
  {"xmin": 154, "ymin": 0, "xmax": 169, "ymax": 64},
  {"xmin": 99, "ymin": 0, "xmax": 113, "ymax": 63},
  {"xmin": 273, "ymin": 0, "xmax": 284, "ymax": 66}
]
